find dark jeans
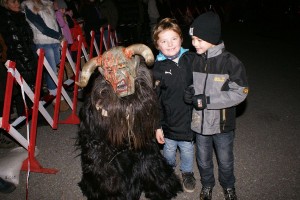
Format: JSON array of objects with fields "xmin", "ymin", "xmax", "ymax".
[{"xmin": 196, "ymin": 131, "xmax": 236, "ymax": 189}]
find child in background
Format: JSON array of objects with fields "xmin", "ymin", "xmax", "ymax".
[
  {"xmin": 22, "ymin": 0, "xmax": 69, "ymax": 112},
  {"xmin": 186, "ymin": 11, "xmax": 249, "ymax": 200},
  {"xmin": 54, "ymin": 0, "xmax": 74, "ymax": 81},
  {"xmin": 65, "ymin": 9, "xmax": 87, "ymax": 61},
  {"xmin": 152, "ymin": 18, "xmax": 199, "ymax": 193},
  {"xmin": 54, "ymin": 0, "xmax": 73, "ymax": 48}
]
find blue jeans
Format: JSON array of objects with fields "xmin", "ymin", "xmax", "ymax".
[
  {"xmin": 163, "ymin": 138, "xmax": 194, "ymax": 173},
  {"xmin": 196, "ymin": 131, "xmax": 236, "ymax": 189},
  {"xmin": 36, "ymin": 43, "xmax": 61, "ymax": 90}
]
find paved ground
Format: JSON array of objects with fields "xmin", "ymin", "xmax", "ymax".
[{"xmin": 1, "ymin": 19, "xmax": 300, "ymax": 200}]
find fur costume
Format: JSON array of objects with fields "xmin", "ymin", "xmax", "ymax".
[{"xmin": 76, "ymin": 44, "xmax": 182, "ymax": 200}]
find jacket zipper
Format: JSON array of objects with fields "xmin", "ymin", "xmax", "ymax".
[{"xmin": 201, "ymin": 59, "xmax": 208, "ymax": 133}]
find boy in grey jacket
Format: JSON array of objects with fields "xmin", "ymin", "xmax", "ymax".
[{"xmin": 185, "ymin": 11, "xmax": 249, "ymax": 200}]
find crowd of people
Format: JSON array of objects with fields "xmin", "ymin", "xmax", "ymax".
[
  {"xmin": 0, "ymin": 0, "xmax": 109, "ymax": 191},
  {"xmin": 0, "ymin": 0, "xmax": 117, "ymax": 149},
  {"xmin": 0, "ymin": 1, "xmax": 249, "ymax": 199}
]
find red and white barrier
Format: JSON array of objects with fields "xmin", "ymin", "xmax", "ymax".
[
  {"xmin": 0, "ymin": 61, "xmax": 29, "ymax": 150},
  {"xmin": 0, "ymin": 59, "xmax": 58, "ymax": 175},
  {"xmin": 58, "ymin": 39, "xmax": 82, "ymax": 125},
  {"xmin": 0, "ymin": 39, "xmax": 84, "ymax": 174},
  {"xmin": 0, "ymin": 24, "xmax": 118, "ymax": 176},
  {"xmin": 0, "ymin": 24, "xmax": 122, "ymax": 200}
]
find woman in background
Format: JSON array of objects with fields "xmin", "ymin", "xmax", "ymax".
[
  {"xmin": 0, "ymin": 0, "xmax": 37, "ymax": 117},
  {"xmin": 21, "ymin": 0, "xmax": 69, "ymax": 111}
]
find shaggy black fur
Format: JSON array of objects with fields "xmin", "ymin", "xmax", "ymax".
[{"xmin": 76, "ymin": 60, "xmax": 182, "ymax": 200}]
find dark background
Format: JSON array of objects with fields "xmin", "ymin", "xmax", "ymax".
[{"xmin": 1, "ymin": 0, "xmax": 300, "ymax": 199}]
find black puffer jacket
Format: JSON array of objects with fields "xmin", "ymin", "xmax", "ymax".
[
  {"xmin": 0, "ymin": 6, "xmax": 37, "ymax": 87},
  {"xmin": 152, "ymin": 50, "xmax": 198, "ymax": 141}
]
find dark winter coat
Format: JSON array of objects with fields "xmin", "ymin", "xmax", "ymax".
[
  {"xmin": 0, "ymin": 6, "xmax": 37, "ymax": 87},
  {"xmin": 152, "ymin": 48, "xmax": 199, "ymax": 141}
]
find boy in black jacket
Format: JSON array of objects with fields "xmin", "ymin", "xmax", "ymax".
[{"xmin": 152, "ymin": 18, "xmax": 199, "ymax": 193}]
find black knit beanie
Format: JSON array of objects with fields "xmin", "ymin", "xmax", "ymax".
[{"xmin": 189, "ymin": 11, "xmax": 221, "ymax": 45}]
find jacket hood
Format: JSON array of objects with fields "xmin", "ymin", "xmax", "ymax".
[
  {"xmin": 156, "ymin": 47, "xmax": 188, "ymax": 61},
  {"xmin": 206, "ymin": 42, "xmax": 225, "ymax": 59}
]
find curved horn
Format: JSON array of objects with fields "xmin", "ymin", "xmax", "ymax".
[
  {"xmin": 75, "ymin": 57, "xmax": 101, "ymax": 88},
  {"xmin": 125, "ymin": 44, "xmax": 154, "ymax": 66}
]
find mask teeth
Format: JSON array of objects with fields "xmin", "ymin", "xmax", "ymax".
[{"xmin": 116, "ymin": 79, "xmax": 127, "ymax": 92}]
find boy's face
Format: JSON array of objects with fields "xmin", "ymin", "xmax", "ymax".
[
  {"xmin": 156, "ymin": 29, "xmax": 182, "ymax": 58},
  {"xmin": 191, "ymin": 36, "xmax": 214, "ymax": 54}
]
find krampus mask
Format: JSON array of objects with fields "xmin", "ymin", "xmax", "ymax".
[{"xmin": 76, "ymin": 44, "xmax": 154, "ymax": 97}]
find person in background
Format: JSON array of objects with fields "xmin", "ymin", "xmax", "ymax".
[
  {"xmin": 186, "ymin": 11, "xmax": 249, "ymax": 200},
  {"xmin": 54, "ymin": 0, "xmax": 73, "ymax": 49},
  {"xmin": 0, "ymin": 34, "xmax": 7, "ymax": 63},
  {"xmin": 65, "ymin": 8, "xmax": 87, "ymax": 60},
  {"xmin": 21, "ymin": 0, "xmax": 69, "ymax": 112},
  {"xmin": 65, "ymin": 0, "xmax": 81, "ymax": 20},
  {"xmin": 152, "ymin": 18, "xmax": 198, "ymax": 193},
  {"xmin": 0, "ymin": 41, "xmax": 15, "ymax": 149},
  {"xmin": 144, "ymin": 0, "xmax": 160, "ymax": 34},
  {"xmin": 54, "ymin": 0, "xmax": 75, "ymax": 81},
  {"xmin": 99, "ymin": 0, "xmax": 118, "ymax": 31},
  {"xmin": 79, "ymin": 0, "xmax": 107, "ymax": 48},
  {"xmin": 0, "ymin": 0, "xmax": 38, "ymax": 119}
]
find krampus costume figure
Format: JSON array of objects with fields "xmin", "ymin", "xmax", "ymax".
[{"xmin": 76, "ymin": 44, "xmax": 182, "ymax": 200}]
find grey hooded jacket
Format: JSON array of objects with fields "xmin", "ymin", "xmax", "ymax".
[{"xmin": 192, "ymin": 42, "xmax": 249, "ymax": 135}]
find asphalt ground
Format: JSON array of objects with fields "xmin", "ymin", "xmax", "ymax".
[{"xmin": 0, "ymin": 19, "xmax": 299, "ymax": 200}]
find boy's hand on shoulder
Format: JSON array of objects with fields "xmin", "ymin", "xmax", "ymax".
[
  {"xmin": 192, "ymin": 94, "xmax": 207, "ymax": 110},
  {"xmin": 184, "ymin": 86, "xmax": 195, "ymax": 104}
]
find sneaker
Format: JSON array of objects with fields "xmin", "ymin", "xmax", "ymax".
[
  {"xmin": 200, "ymin": 186, "xmax": 212, "ymax": 200},
  {"xmin": 0, "ymin": 177, "xmax": 16, "ymax": 193},
  {"xmin": 182, "ymin": 172, "xmax": 196, "ymax": 193},
  {"xmin": 0, "ymin": 133, "xmax": 15, "ymax": 149},
  {"xmin": 223, "ymin": 188, "xmax": 237, "ymax": 200}
]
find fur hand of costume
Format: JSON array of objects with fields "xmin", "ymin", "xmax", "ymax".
[{"xmin": 192, "ymin": 94, "xmax": 208, "ymax": 110}]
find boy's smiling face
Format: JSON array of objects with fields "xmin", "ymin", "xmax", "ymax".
[
  {"xmin": 157, "ymin": 29, "xmax": 182, "ymax": 58},
  {"xmin": 191, "ymin": 36, "xmax": 214, "ymax": 54}
]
